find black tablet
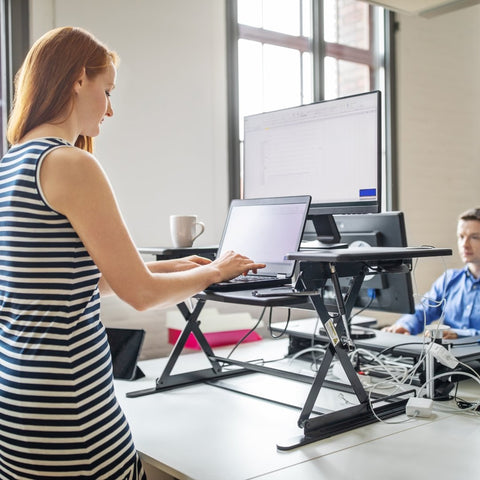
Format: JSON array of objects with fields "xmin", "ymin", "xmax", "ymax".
[{"xmin": 105, "ymin": 327, "xmax": 145, "ymax": 381}]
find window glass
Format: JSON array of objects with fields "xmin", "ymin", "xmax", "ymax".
[
  {"xmin": 238, "ymin": 41, "xmax": 303, "ymax": 138},
  {"xmin": 237, "ymin": 0, "xmax": 312, "ymax": 138},
  {"xmin": 263, "ymin": 44, "xmax": 302, "ymax": 112},
  {"xmin": 324, "ymin": 0, "xmax": 370, "ymax": 50},
  {"xmin": 238, "ymin": 0, "xmax": 304, "ymax": 35},
  {"xmin": 263, "ymin": 0, "xmax": 301, "ymax": 36},
  {"xmin": 238, "ymin": 39, "xmax": 264, "ymax": 134},
  {"xmin": 237, "ymin": 0, "xmax": 262, "ymax": 27},
  {"xmin": 324, "ymin": 57, "xmax": 370, "ymax": 99},
  {"xmin": 302, "ymin": 0, "xmax": 312, "ymax": 37}
]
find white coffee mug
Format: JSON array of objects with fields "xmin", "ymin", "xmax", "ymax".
[{"xmin": 169, "ymin": 215, "xmax": 205, "ymax": 248}]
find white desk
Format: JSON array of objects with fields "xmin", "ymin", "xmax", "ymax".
[
  {"xmin": 114, "ymin": 339, "xmax": 480, "ymax": 480},
  {"xmin": 253, "ymin": 413, "xmax": 480, "ymax": 480}
]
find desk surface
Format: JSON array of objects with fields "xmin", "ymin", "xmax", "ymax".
[
  {"xmin": 254, "ymin": 412, "xmax": 480, "ymax": 480},
  {"xmin": 271, "ymin": 317, "xmax": 480, "ymax": 363},
  {"xmin": 114, "ymin": 339, "xmax": 479, "ymax": 480}
]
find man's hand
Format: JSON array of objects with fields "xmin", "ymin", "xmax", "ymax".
[{"xmin": 382, "ymin": 324, "xmax": 411, "ymax": 334}]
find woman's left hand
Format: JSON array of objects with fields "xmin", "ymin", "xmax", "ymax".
[
  {"xmin": 174, "ymin": 255, "xmax": 213, "ymax": 271},
  {"xmin": 151, "ymin": 255, "xmax": 212, "ymax": 273}
]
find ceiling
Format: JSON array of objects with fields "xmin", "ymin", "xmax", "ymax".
[{"xmin": 361, "ymin": 0, "xmax": 480, "ymax": 17}]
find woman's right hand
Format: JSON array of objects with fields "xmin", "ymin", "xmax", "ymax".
[{"xmin": 211, "ymin": 250, "xmax": 266, "ymax": 282}]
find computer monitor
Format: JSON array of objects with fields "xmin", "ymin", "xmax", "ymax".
[
  {"xmin": 285, "ymin": 212, "xmax": 414, "ymax": 344},
  {"xmin": 330, "ymin": 211, "xmax": 415, "ymax": 315},
  {"xmin": 243, "ymin": 91, "xmax": 381, "ymax": 245}
]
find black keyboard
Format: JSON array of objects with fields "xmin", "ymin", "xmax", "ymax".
[
  {"xmin": 205, "ymin": 275, "xmax": 289, "ymax": 292},
  {"xmin": 229, "ymin": 275, "xmax": 273, "ymax": 283}
]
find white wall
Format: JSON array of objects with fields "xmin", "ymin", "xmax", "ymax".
[
  {"xmin": 29, "ymin": 0, "xmax": 229, "ymax": 248},
  {"xmin": 395, "ymin": 5, "xmax": 480, "ymax": 294}
]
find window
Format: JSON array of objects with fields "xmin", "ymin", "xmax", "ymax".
[
  {"xmin": 237, "ymin": 0, "xmax": 313, "ymax": 121},
  {"xmin": 0, "ymin": 1, "xmax": 8, "ymax": 155},
  {"xmin": 323, "ymin": 0, "xmax": 381, "ymax": 99},
  {"xmin": 226, "ymin": 0, "xmax": 395, "ymax": 208},
  {"xmin": 0, "ymin": 0, "xmax": 30, "ymax": 155}
]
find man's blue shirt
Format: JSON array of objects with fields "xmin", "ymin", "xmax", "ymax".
[{"xmin": 397, "ymin": 267, "xmax": 480, "ymax": 336}]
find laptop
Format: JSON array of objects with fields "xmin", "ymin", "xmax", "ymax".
[{"xmin": 205, "ymin": 195, "xmax": 311, "ymax": 292}]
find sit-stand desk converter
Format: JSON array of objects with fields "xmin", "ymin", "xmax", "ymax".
[{"xmin": 129, "ymin": 246, "xmax": 452, "ymax": 450}]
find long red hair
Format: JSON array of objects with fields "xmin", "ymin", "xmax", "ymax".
[{"xmin": 7, "ymin": 26, "xmax": 118, "ymax": 153}]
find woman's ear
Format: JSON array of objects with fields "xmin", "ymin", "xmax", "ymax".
[{"xmin": 73, "ymin": 67, "xmax": 87, "ymax": 94}]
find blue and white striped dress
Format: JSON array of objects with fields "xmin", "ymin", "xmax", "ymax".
[{"xmin": 0, "ymin": 138, "xmax": 146, "ymax": 479}]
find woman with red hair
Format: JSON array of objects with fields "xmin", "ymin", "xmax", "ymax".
[{"xmin": 0, "ymin": 26, "xmax": 263, "ymax": 479}]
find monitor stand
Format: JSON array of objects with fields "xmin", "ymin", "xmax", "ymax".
[{"xmin": 306, "ymin": 214, "xmax": 348, "ymax": 249}]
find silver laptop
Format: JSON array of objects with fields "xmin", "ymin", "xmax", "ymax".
[{"xmin": 206, "ymin": 195, "xmax": 311, "ymax": 292}]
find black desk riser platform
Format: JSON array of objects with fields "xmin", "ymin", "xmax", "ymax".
[{"xmin": 128, "ymin": 246, "xmax": 452, "ymax": 450}]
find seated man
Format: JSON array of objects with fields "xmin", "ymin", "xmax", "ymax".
[{"xmin": 384, "ymin": 207, "xmax": 480, "ymax": 339}]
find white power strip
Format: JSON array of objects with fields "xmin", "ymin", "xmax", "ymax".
[
  {"xmin": 429, "ymin": 342, "xmax": 459, "ymax": 369},
  {"xmin": 406, "ymin": 397, "xmax": 433, "ymax": 418}
]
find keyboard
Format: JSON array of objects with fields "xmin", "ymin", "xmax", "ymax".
[{"xmin": 205, "ymin": 274, "xmax": 290, "ymax": 292}]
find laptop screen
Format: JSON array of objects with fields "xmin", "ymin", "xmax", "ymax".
[{"xmin": 217, "ymin": 196, "xmax": 311, "ymax": 277}]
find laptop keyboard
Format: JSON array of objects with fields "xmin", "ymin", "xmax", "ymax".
[
  {"xmin": 206, "ymin": 274, "xmax": 289, "ymax": 291},
  {"xmin": 229, "ymin": 274, "xmax": 273, "ymax": 283}
]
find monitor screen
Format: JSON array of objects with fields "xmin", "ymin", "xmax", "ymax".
[
  {"xmin": 331, "ymin": 211, "xmax": 415, "ymax": 315},
  {"xmin": 243, "ymin": 91, "xmax": 381, "ymax": 216}
]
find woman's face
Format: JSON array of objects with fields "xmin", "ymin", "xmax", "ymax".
[{"xmin": 75, "ymin": 62, "xmax": 116, "ymax": 138}]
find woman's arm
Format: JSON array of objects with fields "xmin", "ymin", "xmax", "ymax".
[
  {"xmin": 98, "ymin": 255, "xmax": 213, "ymax": 296},
  {"xmin": 39, "ymin": 147, "xmax": 264, "ymax": 310}
]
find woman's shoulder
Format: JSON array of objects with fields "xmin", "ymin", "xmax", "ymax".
[
  {"xmin": 41, "ymin": 141, "xmax": 107, "ymax": 194},
  {"xmin": 39, "ymin": 141, "xmax": 109, "ymax": 215},
  {"xmin": 43, "ymin": 140, "xmax": 99, "ymax": 170}
]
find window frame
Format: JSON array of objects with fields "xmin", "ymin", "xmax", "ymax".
[{"xmin": 0, "ymin": 0, "xmax": 30, "ymax": 155}]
